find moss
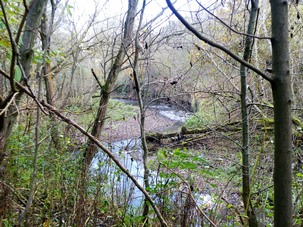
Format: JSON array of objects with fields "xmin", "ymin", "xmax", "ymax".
[{"xmin": 292, "ymin": 116, "xmax": 303, "ymax": 128}]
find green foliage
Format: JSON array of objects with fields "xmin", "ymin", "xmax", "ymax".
[
  {"xmin": 65, "ymin": 4, "xmax": 73, "ymax": 17},
  {"xmin": 106, "ymin": 99, "xmax": 138, "ymax": 121},
  {"xmin": 5, "ymin": 122, "xmax": 82, "ymax": 225},
  {"xmin": 185, "ymin": 99, "xmax": 222, "ymax": 128},
  {"xmin": 157, "ymin": 148, "xmax": 210, "ymax": 173},
  {"xmin": 67, "ymin": 98, "xmax": 138, "ymax": 127}
]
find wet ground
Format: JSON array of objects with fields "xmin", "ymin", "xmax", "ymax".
[
  {"xmin": 102, "ymin": 100, "xmax": 191, "ymax": 142},
  {"xmin": 102, "ymin": 109, "xmax": 177, "ymax": 142}
]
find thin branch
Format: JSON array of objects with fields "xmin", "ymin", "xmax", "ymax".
[
  {"xmin": 91, "ymin": 68, "xmax": 103, "ymax": 89},
  {"xmin": 0, "ymin": 0, "xmax": 18, "ymax": 92},
  {"xmin": 0, "ymin": 92, "xmax": 19, "ymax": 116},
  {"xmin": 41, "ymin": 101, "xmax": 168, "ymax": 227},
  {"xmin": 162, "ymin": 164, "xmax": 217, "ymax": 227},
  {"xmin": 0, "ymin": 69, "xmax": 49, "ymax": 115},
  {"xmin": 165, "ymin": 0, "xmax": 272, "ymax": 82},
  {"xmin": 0, "ymin": 71, "xmax": 168, "ymax": 227},
  {"xmin": 195, "ymin": 0, "xmax": 270, "ymax": 40}
]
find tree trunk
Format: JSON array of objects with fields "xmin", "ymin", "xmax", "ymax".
[
  {"xmin": 240, "ymin": 0, "xmax": 259, "ymax": 226},
  {"xmin": 270, "ymin": 0, "xmax": 292, "ymax": 226},
  {"xmin": 41, "ymin": 3, "xmax": 62, "ymax": 150},
  {"xmin": 75, "ymin": 1, "xmax": 138, "ymax": 225},
  {"xmin": 130, "ymin": 0, "xmax": 150, "ymax": 223},
  {"xmin": 0, "ymin": 0, "xmax": 47, "ymax": 224}
]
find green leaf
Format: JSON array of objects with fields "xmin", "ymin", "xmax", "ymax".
[
  {"xmin": 181, "ymin": 162, "xmax": 196, "ymax": 170},
  {"xmin": 226, "ymin": 203, "xmax": 233, "ymax": 209},
  {"xmin": 66, "ymin": 4, "xmax": 73, "ymax": 17},
  {"xmin": 296, "ymin": 172, "xmax": 303, "ymax": 178},
  {"xmin": 14, "ymin": 66, "xmax": 22, "ymax": 82}
]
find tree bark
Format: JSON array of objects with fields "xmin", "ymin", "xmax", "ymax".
[
  {"xmin": 41, "ymin": 2, "xmax": 62, "ymax": 150},
  {"xmin": 130, "ymin": 0, "xmax": 150, "ymax": 223},
  {"xmin": 270, "ymin": 0, "xmax": 292, "ymax": 226},
  {"xmin": 240, "ymin": 0, "xmax": 259, "ymax": 226},
  {"xmin": 20, "ymin": 0, "xmax": 47, "ymax": 78}
]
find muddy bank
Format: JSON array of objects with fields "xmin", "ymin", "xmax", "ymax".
[{"xmin": 102, "ymin": 109, "xmax": 178, "ymax": 142}]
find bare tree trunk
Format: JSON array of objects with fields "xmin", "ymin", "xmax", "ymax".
[
  {"xmin": 41, "ymin": 1, "xmax": 62, "ymax": 150},
  {"xmin": 129, "ymin": 0, "xmax": 151, "ymax": 224},
  {"xmin": 270, "ymin": 0, "xmax": 292, "ymax": 226},
  {"xmin": 240, "ymin": 0, "xmax": 259, "ymax": 226},
  {"xmin": 75, "ymin": 1, "xmax": 138, "ymax": 225}
]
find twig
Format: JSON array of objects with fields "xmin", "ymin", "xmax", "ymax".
[
  {"xmin": 91, "ymin": 68, "xmax": 103, "ymax": 89},
  {"xmin": 163, "ymin": 167, "xmax": 217, "ymax": 227},
  {"xmin": 165, "ymin": 0, "xmax": 272, "ymax": 82},
  {"xmin": 0, "ymin": 180, "xmax": 27, "ymax": 206},
  {"xmin": 0, "ymin": 92, "xmax": 19, "ymax": 116},
  {"xmin": 0, "ymin": 0, "xmax": 18, "ymax": 92},
  {"xmin": 0, "ymin": 69, "xmax": 49, "ymax": 116},
  {"xmin": 195, "ymin": 0, "xmax": 270, "ymax": 40}
]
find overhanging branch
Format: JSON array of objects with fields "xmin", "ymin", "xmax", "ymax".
[
  {"xmin": 0, "ymin": 69, "xmax": 168, "ymax": 227},
  {"xmin": 165, "ymin": 0, "xmax": 272, "ymax": 82}
]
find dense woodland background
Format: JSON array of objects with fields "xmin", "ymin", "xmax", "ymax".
[{"xmin": 0, "ymin": 0, "xmax": 303, "ymax": 226}]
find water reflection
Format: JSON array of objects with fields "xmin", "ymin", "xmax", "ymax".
[{"xmin": 91, "ymin": 138, "xmax": 145, "ymax": 207}]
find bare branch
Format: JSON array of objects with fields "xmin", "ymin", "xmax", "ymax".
[
  {"xmin": 195, "ymin": 0, "xmax": 270, "ymax": 40},
  {"xmin": 41, "ymin": 101, "xmax": 168, "ymax": 227},
  {"xmin": 165, "ymin": 0, "xmax": 272, "ymax": 82},
  {"xmin": 91, "ymin": 68, "xmax": 103, "ymax": 89}
]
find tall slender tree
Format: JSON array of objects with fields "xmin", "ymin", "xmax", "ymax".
[
  {"xmin": 270, "ymin": 0, "xmax": 292, "ymax": 226},
  {"xmin": 240, "ymin": 0, "xmax": 259, "ymax": 225},
  {"xmin": 166, "ymin": 0, "xmax": 293, "ymax": 225},
  {"xmin": 75, "ymin": 1, "xmax": 139, "ymax": 225}
]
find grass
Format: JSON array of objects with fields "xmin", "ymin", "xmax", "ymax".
[{"xmin": 69, "ymin": 98, "xmax": 139, "ymax": 128}]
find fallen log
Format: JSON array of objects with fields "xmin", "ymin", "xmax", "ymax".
[{"xmin": 146, "ymin": 121, "xmax": 241, "ymax": 143}]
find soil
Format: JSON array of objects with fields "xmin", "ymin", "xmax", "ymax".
[{"xmin": 102, "ymin": 109, "xmax": 177, "ymax": 142}]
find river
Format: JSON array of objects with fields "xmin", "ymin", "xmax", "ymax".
[{"xmin": 91, "ymin": 99, "xmax": 213, "ymax": 223}]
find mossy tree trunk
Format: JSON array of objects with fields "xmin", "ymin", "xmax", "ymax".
[{"xmin": 240, "ymin": 0, "xmax": 259, "ymax": 225}]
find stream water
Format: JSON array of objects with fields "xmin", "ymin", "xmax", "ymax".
[
  {"xmin": 91, "ymin": 99, "xmax": 213, "ymax": 220},
  {"xmin": 113, "ymin": 98, "xmax": 192, "ymax": 122}
]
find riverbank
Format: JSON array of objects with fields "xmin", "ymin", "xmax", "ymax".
[{"xmin": 102, "ymin": 109, "xmax": 177, "ymax": 142}]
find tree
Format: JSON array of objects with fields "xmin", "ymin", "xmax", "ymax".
[
  {"xmin": 0, "ymin": 0, "xmax": 47, "ymax": 222},
  {"xmin": 240, "ymin": 0, "xmax": 259, "ymax": 225},
  {"xmin": 166, "ymin": 0, "xmax": 292, "ymax": 225},
  {"xmin": 41, "ymin": 0, "xmax": 62, "ymax": 150},
  {"xmin": 75, "ymin": 0, "xmax": 139, "ymax": 225},
  {"xmin": 271, "ymin": 0, "xmax": 292, "ymax": 226}
]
